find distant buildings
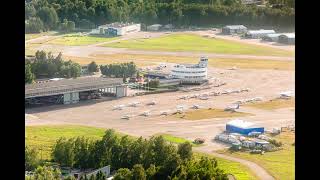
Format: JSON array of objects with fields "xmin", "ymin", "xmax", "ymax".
[
  {"xmin": 262, "ymin": 33, "xmax": 282, "ymax": 42},
  {"xmin": 262, "ymin": 33, "xmax": 295, "ymax": 44},
  {"xmin": 90, "ymin": 22, "xmax": 141, "ymax": 36},
  {"xmin": 147, "ymin": 24, "xmax": 162, "ymax": 31},
  {"xmin": 222, "ymin": 25, "xmax": 247, "ymax": 35},
  {"xmin": 245, "ymin": 30, "xmax": 276, "ymax": 39}
]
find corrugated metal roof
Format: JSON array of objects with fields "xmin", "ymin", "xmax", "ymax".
[
  {"xmin": 224, "ymin": 25, "xmax": 247, "ymax": 29},
  {"xmin": 227, "ymin": 119, "xmax": 255, "ymax": 128},
  {"xmin": 247, "ymin": 30, "xmax": 276, "ymax": 34}
]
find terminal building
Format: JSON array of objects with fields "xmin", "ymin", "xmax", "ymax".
[
  {"xmin": 25, "ymin": 77, "xmax": 127, "ymax": 106},
  {"xmin": 90, "ymin": 22, "xmax": 141, "ymax": 36},
  {"xmin": 170, "ymin": 57, "xmax": 208, "ymax": 84}
]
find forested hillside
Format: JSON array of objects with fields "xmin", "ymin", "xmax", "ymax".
[{"xmin": 25, "ymin": 0, "xmax": 294, "ymax": 33}]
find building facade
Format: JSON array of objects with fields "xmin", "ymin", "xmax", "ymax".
[
  {"xmin": 245, "ymin": 30, "xmax": 276, "ymax": 39},
  {"xmin": 91, "ymin": 22, "xmax": 141, "ymax": 36},
  {"xmin": 222, "ymin": 25, "xmax": 247, "ymax": 35},
  {"xmin": 170, "ymin": 57, "xmax": 208, "ymax": 84}
]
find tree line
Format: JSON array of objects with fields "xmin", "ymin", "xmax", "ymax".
[
  {"xmin": 46, "ymin": 129, "xmax": 228, "ymax": 179},
  {"xmin": 25, "ymin": 0, "xmax": 295, "ymax": 33},
  {"xmin": 25, "ymin": 51, "xmax": 81, "ymax": 83},
  {"xmin": 100, "ymin": 62, "xmax": 137, "ymax": 78}
]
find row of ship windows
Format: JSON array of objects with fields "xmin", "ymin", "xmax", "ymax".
[{"xmin": 172, "ymin": 70, "xmax": 206, "ymax": 73}]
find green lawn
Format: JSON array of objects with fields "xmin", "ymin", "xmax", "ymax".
[
  {"xmin": 217, "ymin": 131, "xmax": 295, "ymax": 180},
  {"xmin": 194, "ymin": 152, "xmax": 258, "ymax": 180},
  {"xmin": 26, "ymin": 125, "xmax": 111, "ymax": 160},
  {"xmin": 48, "ymin": 34, "xmax": 119, "ymax": 46},
  {"xmin": 103, "ymin": 34, "xmax": 293, "ymax": 57},
  {"xmin": 156, "ymin": 134, "xmax": 203, "ymax": 147}
]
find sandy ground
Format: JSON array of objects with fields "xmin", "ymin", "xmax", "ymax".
[{"xmin": 26, "ymin": 66, "xmax": 295, "ymax": 150}]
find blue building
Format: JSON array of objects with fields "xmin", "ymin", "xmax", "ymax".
[{"xmin": 226, "ymin": 119, "xmax": 264, "ymax": 135}]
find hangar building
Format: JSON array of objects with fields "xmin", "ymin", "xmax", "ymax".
[{"xmin": 226, "ymin": 119, "xmax": 264, "ymax": 135}]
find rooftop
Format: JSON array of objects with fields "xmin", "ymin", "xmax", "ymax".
[
  {"xmin": 224, "ymin": 25, "xmax": 247, "ymax": 29},
  {"xmin": 227, "ymin": 119, "xmax": 260, "ymax": 128},
  {"xmin": 247, "ymin": 30, "xmax": 276, "ymax": 34},
  {"xmin": 25, "ymin": 77, "xmax": 123, "ymax": 98},
  {"xmin": 99, "ymin": 22, "xmax": 139, "ymax": 28}
]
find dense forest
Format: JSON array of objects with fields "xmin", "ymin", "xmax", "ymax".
[{"xmin": 25, "ymin": 0, "xmax": 295, "ymax": 33}]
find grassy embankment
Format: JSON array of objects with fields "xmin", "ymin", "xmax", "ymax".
[
  {"xmin": 174, "ymin": 109, "xmax": 254, "ymax": 120},
  {"xmin": 26, "ymin": 125, "xmax": 257, "ymax": 180},
  {"xmin": 47, "ymin": 34, "xmax": 119, "ymax": 46},
  {"xmin": 103, "ymin": 33, "xmax": 294, "ymax": 57},
  {"xmin": 246, "ymin": 98, "xmax": 295, "ymax": 110},
  {"xmin": 217, "ymin": 131, "xmax": 295, "ymax": 180}
]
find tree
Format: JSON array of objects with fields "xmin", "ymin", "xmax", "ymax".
[
  {"xmin": 32, "ymin": 166, "xmax": 61, "ymax": 180},
  {"xmin": 95, "ymin": 171, "xmax": 106, "ymax": 180},
  {"xmin": 37, "ymin": 7, "xmax": 59, "ymax": 30},
  {"xmin": 25, "ymin": 17, "xmax": 44, "ymax": 33},
  {"xmin": 146, "ymin": 79, "xmax": 159, "ymax": 88},
  {"xmin": 88, "ymin": 61, "xmax": 99, "ymax": 73},
  {"xmin": 65, "ymin": 176, "xmax": 77, "ymax": 180},
  {"xmin": 177, "ymin": 142, "xmax": 193, "ymax": 161},
  {"xmin": 25, "ymin": 63, "xmax": 35, "ymax": 84},
  {"xmin": 25, "ymin": 4, "xmax": 36, "ymax": 19},
  {"xmin": 113, "ymin": 168, "xmax": 133, "ymax": 180},
  {"xmin": 25, "ymin": 146, "xmax": 41, "ymax": 171},
  {"xmin": 132, "ymin": 164, "xmax": 146, "ymax": 180},
  {"xmin": 146, "ymin": 164, "xmax": 157, "ymax": 180},
  {"xmin": 52, "ymin": 138, "xmax": 76, "ymax": 167}
]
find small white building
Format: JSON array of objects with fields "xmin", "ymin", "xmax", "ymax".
[
  {"xmin": 245, "ymin": 29, "xmax": 276, "ymax": 39},
  {"xmin": 147, "ymin": 24, "xmax": 162, "ymax": 31},
  {"xmin": 278, "ymin": 33, "xmax": 295, "ymax": 44},
  {"xmin": 170, "ymin": 57, "xmax": 208, "ymax": 84},
  {"xmin": 262, "ymin": 33, "xmax": 282, "ymax": 42},
  {"xmin": 90, "ymin": 22, "xmax": 141, "ymax": 36},
  {"xmin": 222, "ymin": 25, "xmax": 247, "ymax": 35}
]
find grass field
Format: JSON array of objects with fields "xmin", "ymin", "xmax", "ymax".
[
  {"xmin": 246, "ymin": 98, "xmax": 295, "ymax": 110},
  {"xmin": 156, "ymin": 134, "xmax": 202, "ymax": 147},
  {"xmin": 194, "ymin": 152, "xmax": 258, "ymax": 180},
  {"xmin": 174, "ymin": 109, "xmax": 253, "ymax": 120},
  {"xmin": 26, "ymin": 125, "xmax": 114, "ymax": 160},
  {"xmin": 102, "ymin": 34, "xmax": 294, "ymax": 57},
  {"xmin": 25, "ymin": 32, "xmax": 58, "ymax": 41},
  {"xmin": 48, "ymin": 34, "xmax": 119, "ymax": 46},
  {"xmin": 217, "ymin": 131, "xmax": 295, "ymax": 180},
  {"xmin": 26, "ymin": 125, "xmax": 256, "ymax": 179},
  {"xmin": 91, "ymin": 53, "xmax": 294, "ymax": 71}
]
